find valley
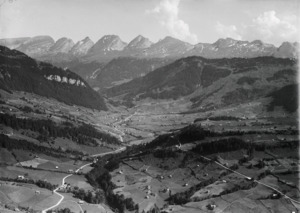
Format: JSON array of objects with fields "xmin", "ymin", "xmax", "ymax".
[
  {"xmin": 0, "ymin": 37, "xmax": 298, "ymax": 213},
  {"xmin": 0, "ymin": 80, "xmax": 298, "ymax": 212}
]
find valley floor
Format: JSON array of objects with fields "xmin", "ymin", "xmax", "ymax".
[{"xmin": 0, "ymin": 90, "xmax": 299, "ymax": 213}]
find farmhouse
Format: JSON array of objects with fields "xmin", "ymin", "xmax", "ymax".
[
  {"xmin": 17, "ymin": 175, "xmax": 25, "ymax": 180},
  {"xmin": 207, "ymin": 204, "xmax": 216, "ymax": 210}
]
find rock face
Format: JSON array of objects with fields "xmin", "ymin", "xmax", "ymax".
[
  {"xmin": 125, "ymin": 35, "xmax": 153, "ymax": 50},
  {"xmin": 141, "ymin": 36, "xmax": 193, "ymax": 58},
  {"xmin": 49, "ymin": 37, "xmax": 75, "ymax": 53},
  {"xmin": 70, "ymin": 37, "xmax": 94, "ymax": 56},
  {"xmin": 85, "ymin": 35, "xmax": 128, "ymax": 62},
  {"xmin": 0, "ymin": 45, "xmax": 107, "ymax": 110},
  {"xmin": 16, "ymin": 36, "xmax": 55, "ymax": 57}
]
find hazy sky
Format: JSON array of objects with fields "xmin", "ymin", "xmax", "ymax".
[{"xmin": 0, "ymin": 0, "xmax": 299, "ymax": 46}]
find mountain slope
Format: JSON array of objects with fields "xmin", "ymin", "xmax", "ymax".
[
  {"xmin": 140, "ymin": 36, "xmax": 193, "ymax": 58},
  {"xmin": 104, "ymin": 56, "xmax": 297, "ymax": 111},
  {"xmin": 85, "ymin": 35, "xmax": 128, "ymax": 62},
  {"xmin": 70, "ymin": 36, "xmax": 94, "ymax": 56},
  {"xmin": 16, "ymin": 35, "xmax": 55, "ymax": 57},
  {"xmin": 49, "ymin": 37, "xmax": 75, "ymax": 53},
  {"xmin": 94, "ymin": 57, "xmax": 174, "ymax": 91},
  {"xmin": 0, "ymin": 46, "xmax": 107, "ymax": 110}
]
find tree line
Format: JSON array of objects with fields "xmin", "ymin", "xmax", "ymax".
[
  {"xmin": 0, "ymin": 113, "xmax": 120, "ymax": 146},
  {"xmin": 0, "ymin": 134, "xmax": 82, "ymax": 158},
  {"xmin": 0, "ymin": 177, "xmax": 58, "ymax": 191}
]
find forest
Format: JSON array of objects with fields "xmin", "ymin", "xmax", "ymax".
[
  {"xmin": 0, "ymin": 113, "xmax": 120, "ymax": 145},
  {"xmin": 0, "ymin": 134, "xmax": 82, "ymax": 158}
]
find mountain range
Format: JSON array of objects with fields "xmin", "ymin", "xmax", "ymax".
[
  {"xmin": 104, "ymin": 56, "xmax": 298, "ymax": 112},
  {"xmin": 0, "ymin": 35, "xmax": 298, "ymax": 64}
]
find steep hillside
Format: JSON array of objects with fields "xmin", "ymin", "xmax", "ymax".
[
  {"xmin": 0, "ymin": 46, "xmax": 107, "ymax": 110},
  {"xmin": 104, "ymin": 56, "xmax": 297, "ymax": 111},
  {"xmin": 0, "ymin": 37, "xmax": 30, "ymax": 49}
]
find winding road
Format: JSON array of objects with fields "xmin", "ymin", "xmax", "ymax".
[
  {"xmin": 42, "ymin": 112, "xmax": 134, "ymax": 213},
  {"xmin": 41, "ymin": 147, "xmax": 126, "ymax": 213}
]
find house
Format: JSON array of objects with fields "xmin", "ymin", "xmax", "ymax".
[
  {"xmin": 35, "ymin": 190, "xmax": 40, "ymax": 194},
  {"xmin": 17, "ymin": 175, "xmax": 25, "ymax": 180},
  {"xmin": 78, "ymin": 200, "xmax": 84, "ymax": 204},
  {"xmin": 207, "ymin": 204, "xmax": 216, "ymax": 210}
]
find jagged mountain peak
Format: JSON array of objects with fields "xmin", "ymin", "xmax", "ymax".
[
  {"xmin": 49, "ymin": 37, "xmax": 75, "ymax": 53},
  {"xmin": 126, "ymin": 35, "xmax": 153, "ymax": 49},
  {"xmin": 70, "ymin": 37, "xmax": 94, "ymax": 56},
  {"xmin": 89, "ymin": 35, "xmax": 127, "ymax": 53},
  {"xmin": 82, "ymin": 36, "xmax": 92, "ymax": 42},
  {"xmin": 0, "ymin": 35, "xmax": 297, "ymax": 61}
]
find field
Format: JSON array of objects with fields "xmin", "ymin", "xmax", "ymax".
[
  {"xmin": 0, "ymin": 88, "xmax": 299, "ymax": 212},
  {"xmin": 0, "ymin": 181, "xmax": 59, "ymax": 211},
  {"xmin": 54, "ymin": 193, "xmax": 113, "ymax": 213}
]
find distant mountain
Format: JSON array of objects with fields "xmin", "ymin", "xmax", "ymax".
[
  {"xmin": 16, "ymin": 35, "xmax": 55, "ymax": 57},
  {"xmin": 0, "ymin": 46, "xmax": 107, "ymax": 110},
  {"xmin": 125, "ymin": 35, "xmax": 153, "ymax": 50},
  {"xmin": 0, "ymin": 35, "xmax": 297, "ymax": 64},
  {"xmin": 49, "ymin": 37, "xmax": 75, "ymax": 53},
  {"xmin": 139, "ymin": 36, "xmax": 193, "ymax": 58},
  {"xmin": 0, "ymin": 36, "xmax": 297, "ymax": 92},
  {"xmin": 85, "ymin": 35, "xmax": 128, "ymax": 62},
  {"xmin": 186, "ymin": 38, "xmax": 278, "ymax": 58},
  {"xmin": 104, "ymin": 56, "xmax": 297, "ymax": 111},
  {"xmin": 70, "ymin": 37, "xmax": 94, "ymax": 56}
]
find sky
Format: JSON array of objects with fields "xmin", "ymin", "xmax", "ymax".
[{"xmin": 0, "ymin": 0, "xmax": 299, "ymax": 46}]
